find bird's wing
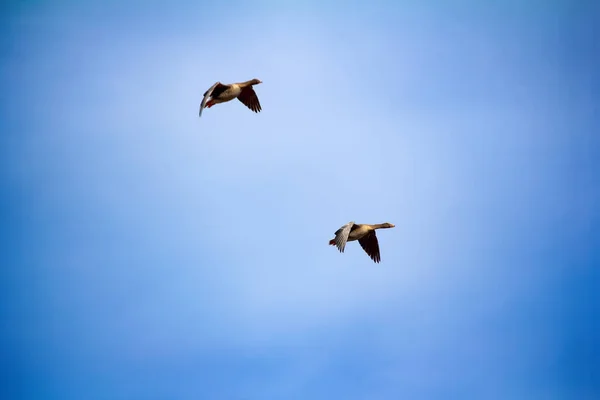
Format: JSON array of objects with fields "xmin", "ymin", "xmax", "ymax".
[
  {"xmin": 358, "ymin": 231, "xmax": 381, "ymax": 263},
  {"xmin": 199, "ymin": 82, "xmax": 228, "ymax": 117},
  {"xmin": 332, "ymin": 221, "xmax": 355, "ymax": 253},
  {"xmin": 237, "ymin": 86, "xmax": 262, "ymax": 113}
]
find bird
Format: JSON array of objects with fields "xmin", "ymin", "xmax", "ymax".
[
  {"xmin": 199, "ymin": 78, "xmax": 263, "ymax": 117},
  {"xmin": 329, "ymin": 222, "xmax": 395, "ymax": 263}
]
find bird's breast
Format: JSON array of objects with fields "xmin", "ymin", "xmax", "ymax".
[
  {"xmin": 347, "ymin": 225, "xmax": 370, "ymax": 241},
  {"xmin": 226, "ymin": 85, "xmax": 242, "ymax": 99},
  {"xmin": 213, "ymin": 85, "xmax": 242, "ymax": 102}
]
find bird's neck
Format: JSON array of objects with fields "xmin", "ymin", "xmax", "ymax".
[{"xmin": 370, "ymin": 223, "xmax": 388, "ymax": 229}]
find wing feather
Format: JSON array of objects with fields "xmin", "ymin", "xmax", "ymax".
[
  {"xmin": 358, "ymin": 231, "xmax": 381, "ymax": 263},
  {"xmin": 332, "ymin": 221, "xmax": 355, "ymax": 253},
  {"xmin": 199, "ymin": 82, "xmax": 228, "ymax": 117},
  {"xmin": 237, "ymin": 86, "xmax": 262, "ymax": 113}
]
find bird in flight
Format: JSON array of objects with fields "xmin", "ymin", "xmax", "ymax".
[
  {"xmin": 329, "ymin": 222, "xmax": 395, "ymax": 263},
  {"xmin": 199, "ymin": 78, "xmax": 263, "ymax": 117}
]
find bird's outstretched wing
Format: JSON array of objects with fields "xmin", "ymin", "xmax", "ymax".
[
  {"xmin": 199, "ymin": 82, "xmax": 228, "ymax": 117},
  {"xmin": 358, "ymin": 231, "xmax": 381, "ymax": 263},
  {"xmin": 237, "ymin": 86, "xmax": 262, "ymax": 113},
  {"xmin": 332, "ymin": 221, "xmax": 355, "ymax": 253}
]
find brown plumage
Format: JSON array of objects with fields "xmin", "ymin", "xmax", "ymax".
[
  {"xmin": 329, "ymin": 222, "xmax": 395, "ymax": 263},
  {"xmin": 199, "ymin": 78, "xmax": 262, "ymax": 117}
]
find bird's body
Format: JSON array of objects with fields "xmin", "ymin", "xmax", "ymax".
[
  {"xmin": 199, "ymin": 79, "xmax": 262, "ymax": 117},
  {"xmin": 345, "ymin": 224, "xmax": 373, "ymax": 241},
  {"xmin": 329, "ymin": 222, "xmax": 395, "ymax": 263}
]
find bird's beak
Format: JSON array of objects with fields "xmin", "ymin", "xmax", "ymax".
[{"xmin": 390, "ymin": 224, "xmax": 396, "ymax": 228}]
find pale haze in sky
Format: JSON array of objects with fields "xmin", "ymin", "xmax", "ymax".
[{"xmin": 1, "ymin": 1, "xmax": 599, "ymax": 399}]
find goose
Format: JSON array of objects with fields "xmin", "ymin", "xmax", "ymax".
[
  {"xmin": 329, "ymin": 222, "xmax": 395, "ymax": 263},
  {"xmin": 199, "ymin": 79, "xmax": 262, "ymax": 117}
]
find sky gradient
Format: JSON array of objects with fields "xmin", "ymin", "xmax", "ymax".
[{"xmin": 1, "ymin": 1, "xmax": 599, "ymax": 399}]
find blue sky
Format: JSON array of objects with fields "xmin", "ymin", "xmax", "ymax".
[{"xmin": 1, "ymin": 1, "xmax": 599, "ymax": 399}]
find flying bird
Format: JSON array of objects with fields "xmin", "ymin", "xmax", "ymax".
[
  {"xmin": 329, "ymin": 222, "xmax": 395, "ymax": 263},
  {"xmin": 199, "ymin": 78, "xmax": 263, "ymax": 117}
]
